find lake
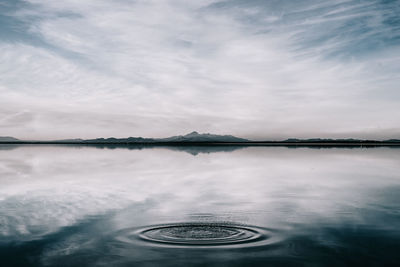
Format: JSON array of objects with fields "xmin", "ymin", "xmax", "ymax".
[{"xmin": 0, "ymin": 145, "xmax": 399, "ymax": 266}]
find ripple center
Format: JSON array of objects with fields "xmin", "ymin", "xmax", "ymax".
[{"xmin": 115, "ymin": 223, "xmax": 278, "ymax": 248}]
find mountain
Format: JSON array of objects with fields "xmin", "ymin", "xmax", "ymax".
[
  {"xmin": 385, "ymin": 139, "xmax": 400, "ymax": 142},
  {"xmin": 84, "ymin": 132, "xmax": 248, "ymax": 143},
  {"xmin": 0, "ymin": 136, "xmax": 19, "ymax": 142},
  {"xmin": 1, "ymin": 134, "xmax": 399, "ymax": 144},
  {"xmin": 159, "ymin": 131, "xmax": 248, "ymax": 142}
]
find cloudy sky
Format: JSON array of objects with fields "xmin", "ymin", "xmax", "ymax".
[{"xmin": 0, "ymin": 0, "xmax": 399, "ymax": 140}]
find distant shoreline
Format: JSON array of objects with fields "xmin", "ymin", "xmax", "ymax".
[{"xmin": 1, "ymin": 141, "xmax": 400, "ymax": 147}]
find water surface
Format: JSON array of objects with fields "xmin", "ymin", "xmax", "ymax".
[{"xmin": 0, "ymin": 145, "xmax": 399, "ymax": 266}]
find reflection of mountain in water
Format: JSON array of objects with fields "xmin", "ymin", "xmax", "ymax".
[
  {"xmin": 2, "ymin": 143, "xmax": 399, "ymax": 155},
  {"xmin": 0, "ymin": 144, "xmax": 20, "ymax": 150},
  {"xmin": 158, "ymin": 145, "xmax": 244, "ymax": 155},
  {"xmin": 0, "ymin": 144, "xmax": 244, "ymax": 155},
  {"xmin": 88, "ymin": 144, "xmax": 245, "ymax": 156}
]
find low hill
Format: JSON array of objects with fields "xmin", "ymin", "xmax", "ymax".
[{"xmin": 0, "ymin": 136, "xmax": 19, "ymax": 142}]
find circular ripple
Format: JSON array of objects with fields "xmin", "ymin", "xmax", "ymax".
[{"xmin": 116, "ymin": 223, "xmax": 279, "ymax": 248}]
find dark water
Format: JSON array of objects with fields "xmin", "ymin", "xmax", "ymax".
[{"xmin": 0, "ymin": 145, "xmax": 399, "ymax": 266}]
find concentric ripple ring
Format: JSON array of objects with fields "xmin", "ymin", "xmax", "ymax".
[{"xmin": 116, "ymin": 223, "xmax": 280, "ymax": 248}]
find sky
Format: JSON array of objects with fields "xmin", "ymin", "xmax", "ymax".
[{"xmin": 0, "ymin": 0, "xmax": 399, "ymax": 140}]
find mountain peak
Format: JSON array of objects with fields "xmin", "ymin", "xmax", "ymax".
[
  {"xmin": 162, "ymin": 132, "xmax": 248, "ymax": 142},
  {"xmin": 185, "ymin": 131, "xmax": 200, "ymax": 137}
]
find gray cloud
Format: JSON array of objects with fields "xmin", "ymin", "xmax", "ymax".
[{"xmin": 0, "ymin": 0, "xmax": 399, "ymax": 140}]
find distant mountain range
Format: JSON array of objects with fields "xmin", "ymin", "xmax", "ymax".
[
  {"xmin": 85, "ymin": 131, "xmax": 249, "ymax": 143},
  {"xmin": 0, "ymin": 136, "xmax": 19, "ymax": 142},
  {"xmin": 0, "ymin": 132, "xmax": 399, "ymax": 144}
]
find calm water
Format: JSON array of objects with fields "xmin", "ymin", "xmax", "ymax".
[{"xmin": 0, "ymin": 145, "xmax": 399, "ymax": 266}]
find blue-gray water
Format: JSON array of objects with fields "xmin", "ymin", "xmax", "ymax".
[{"xmin": 0, "ymin": 145, "xmax": 399, "ymax": 266}]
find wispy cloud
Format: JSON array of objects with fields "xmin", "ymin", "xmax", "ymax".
[{"xmin": 0, "ymin": 0, "xmax": 399, "ymax": 139}]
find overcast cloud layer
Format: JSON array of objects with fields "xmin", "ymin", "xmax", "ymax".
[{"xmin": 0, "ymin": 0, "xmax": 399, "ymax": 140}]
